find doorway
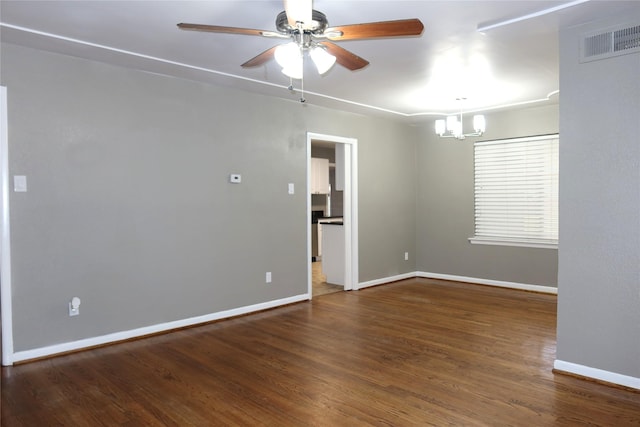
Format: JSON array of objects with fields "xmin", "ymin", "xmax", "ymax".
[{"xmin": 307, "ymin": 132, "xmax": 358, "ymax": 298}]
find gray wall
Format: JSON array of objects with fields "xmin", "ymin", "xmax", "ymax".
[
  {"xmin": 557, "ymin": 13, "xmax": 640, "ymax": 378},
  {"xmin": 358, "ymin": 123, "xmax": 418, "ymax": 279},
  {"xmin": 415, "ymin": 104, "xmax": 559, "ymax": 286},
  {"xmin": 1, "ymin": 43, "xmax": 416, "ymax": 352}
]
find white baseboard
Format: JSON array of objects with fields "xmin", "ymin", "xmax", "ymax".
[
  {"xmin": 417, "ymin": 271, "xmax": 558, "ymax": 294},
  {"xmin": 357, "ymin": 272, "xmax": 417, "ymax": 290},
  {"xmin": 10, "ymin": 272, "xmax": 556, "ymax": 364},
  {"xmin": 11, "ymin": 293, "xmax": 309, "ymax": 364},
  {"xmin": 357, "ymin": 271, "xmax": 557, "ymax": 294},
  {"xmin": 554, "ymin": 360, "xmax": 640, "ymax": 390}
]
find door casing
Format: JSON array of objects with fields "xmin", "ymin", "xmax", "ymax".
[{"xmin": 307, "ymin": 132, "xmax": 358, "ymax": 297}]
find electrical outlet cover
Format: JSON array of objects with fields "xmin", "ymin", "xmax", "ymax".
[{"xmin": 68, "ymin": 302, "xmax": 79, "ymax": 316}]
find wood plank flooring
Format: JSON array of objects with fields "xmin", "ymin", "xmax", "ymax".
[{"xmin": 2, "ymin": 278, "xmax": 639, "ymax": 426}]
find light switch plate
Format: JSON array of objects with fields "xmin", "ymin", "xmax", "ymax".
[
  {"xmin": 229, "ymin": 174, "xmax": 241, "ymax": 184},
  {"xmin": 288, "ymin": 183, "xmax": 295, "ymax": 194},
  {"xmin": 13, "ymin": 175, "xmax": 27, "ymax": 192}
]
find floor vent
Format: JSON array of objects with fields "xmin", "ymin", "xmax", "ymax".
[{"xmin": 581, "ymin": 24, "xmax": 640, "ymax": 63}]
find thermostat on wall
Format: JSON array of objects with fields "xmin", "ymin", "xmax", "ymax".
[
  {"xmin": 229, "ymin": 174, "xmax": 242, "ymax": 184},
  {"xmin": 14, "ymin": 175, "xmax": 27, "ymax": 192}
]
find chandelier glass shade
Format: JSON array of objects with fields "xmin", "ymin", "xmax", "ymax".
[{"xmin": 435, "ymin": 112, "xmax": 486, "ymax": 140}]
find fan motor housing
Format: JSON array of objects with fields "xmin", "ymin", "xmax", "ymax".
[{"xmin": 275, "ymin": 10, "xmax": 329, "ymax": 34}]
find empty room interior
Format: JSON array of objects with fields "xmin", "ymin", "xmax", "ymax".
[{"xmin": 1, "ymin": 0, "xmax": 639, "ymax": 425}]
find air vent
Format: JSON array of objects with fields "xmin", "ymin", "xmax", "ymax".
[{"xmin": 581, "ymin": 24, "xmax": 640, "ymax": 63}]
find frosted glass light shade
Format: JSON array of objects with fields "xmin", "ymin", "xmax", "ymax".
[
  {"xmin": 281, "ymin": 65, "xmax": 303, "ymax": 79},
  {"xmin": 275, "ymin": 42, "xmax": 299, "ymax": 68},
  {"xmin": 275, "ymin": 43, "xmax": 303, "ymax": 79},
  {"xmin": 310, "ymin": 46, "xmax": 336, "ymax": 74},
  {"xmin": 473, "ymin": 115, "xmax": 486, "ymax": 133},
  {"xmin": 446, "ymin": 115, "xmax": 458, "ymax": 131},
  {"xmin": 284, "ymin": 0, "xmax": 312, "ymax": 25},
  {"xmin": 452, "ymin": 120, "xmax": 463, "ymax": 138}
]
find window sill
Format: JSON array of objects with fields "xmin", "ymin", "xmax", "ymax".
[{"xmin": 469, "ymin": 237, "xmax": 558, "ymax": 249}]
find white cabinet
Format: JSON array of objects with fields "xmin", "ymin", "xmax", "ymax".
[
  {"xmin": 321, "ymin": 223, "xmax": 345, "ymax": 286},
  {"xmin": 318, "ymin": 217, "xmax": 343, "ymax": 258},
  {"xmin": 311, "ymin": 157, "xmax": 330, "ymax": 194}
]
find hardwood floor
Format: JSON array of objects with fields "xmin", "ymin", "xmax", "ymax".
[
  {"xmin": 2, "ymin": 278, "xmax": 639, "ymax": 426},
  {"xmin": 312, "ymin": 261, "xmax": 343, "ymax": 297}
]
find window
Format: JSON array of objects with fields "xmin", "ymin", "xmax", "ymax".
[{"xmin": 470, "ymin": 134, "xmax": 559, "ymax": 248}]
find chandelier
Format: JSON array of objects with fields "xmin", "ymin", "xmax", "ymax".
[{"xmin": 435, "ymin": 98, "xmax": 486, "ymax": 140}]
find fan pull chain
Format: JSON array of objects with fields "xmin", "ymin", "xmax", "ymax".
[{"xmin": 299, "ymin": 51, "xmax": 306, "ymax": 103}]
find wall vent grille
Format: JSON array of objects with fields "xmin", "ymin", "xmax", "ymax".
[{"xmin": 581, "ymin": 24, "xmax": 640, "ymax": 63}]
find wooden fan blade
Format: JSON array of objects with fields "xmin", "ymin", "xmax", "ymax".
[
  {"xmin": 326, "ymin": 19, "xmax": 424, "ymax": 41},
  {"xmin": 241, "ymin": 46, "xmax": 279, "ymax": 68},
  {"xmin": 319, "ymin": 42, "xmax": 369, "ymax": 71},
  {"xmin": 177, "ymin": 23, "xmax": 283, "ymax": 38}
]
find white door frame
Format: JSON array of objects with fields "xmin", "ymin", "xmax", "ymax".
[
  {"xmin": 1, "ymin": 86, "xmax": 14, "ymax": 365},
  {"xmin": 307, "ymin": 132, "xmax": 358, "ymax": 297}
]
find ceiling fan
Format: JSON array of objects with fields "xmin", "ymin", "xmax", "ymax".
[{"xmin": 177, "ymin": 0, "xmax": 424, "ymax": 79}]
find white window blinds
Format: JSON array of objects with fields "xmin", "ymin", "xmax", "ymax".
[{"xmin": 472, "ymin": 134, "xmax": 559, "ymax": 248}]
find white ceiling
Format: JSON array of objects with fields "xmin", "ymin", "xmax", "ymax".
[{"xmin": 1, "ymin": 1, "xmax": 638, "ymax": 123}]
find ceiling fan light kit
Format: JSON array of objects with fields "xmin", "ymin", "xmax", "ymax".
[{"xmin": 273, "ymin": 35, "xmax": 337, "ymax": 78}]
